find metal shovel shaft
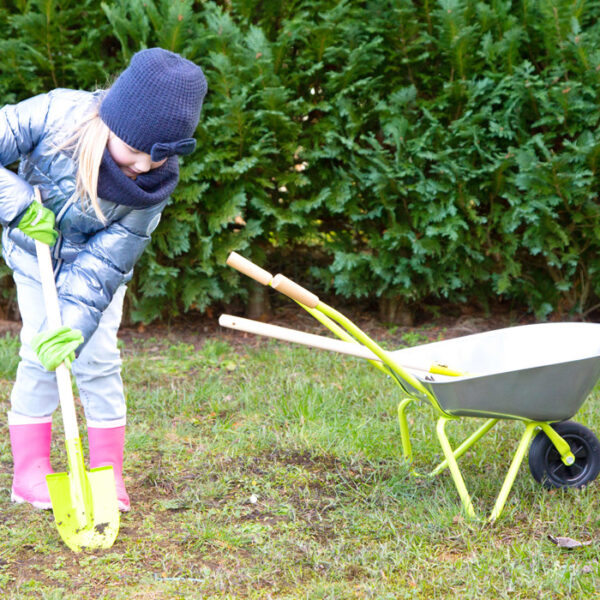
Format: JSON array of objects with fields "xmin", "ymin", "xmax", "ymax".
[{"xmin": 63, "ymin": 434, "xmax": 91, "ymax": 529}]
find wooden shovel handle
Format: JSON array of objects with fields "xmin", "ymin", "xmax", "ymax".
[
  {"xmin": 33, "ymin": 187, "xmax": 79, "ymax": 439},
  {"xmin": 226, "ymin": 252, "xmax": 273, "ymax": 286},
  {"xmin": 33, "ymin": 188, "xmax": 61, "ymax": 330}
]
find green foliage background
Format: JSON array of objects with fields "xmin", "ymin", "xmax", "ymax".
[{"xmin": 1, "ymin": 0, "xmax": 600, "ymax": 322}]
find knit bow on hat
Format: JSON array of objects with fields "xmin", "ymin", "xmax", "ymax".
[{"xmin": 150, "ymin": 138, "xmax": 197, "ymax": 162}]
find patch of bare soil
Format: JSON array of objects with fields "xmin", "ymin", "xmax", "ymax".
[{"xmin": 4, "ymin": 447, "xmax": 394, "ymax": 598}]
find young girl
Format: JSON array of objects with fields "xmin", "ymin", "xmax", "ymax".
[{"xmin": 0, "ymin": 48, "xmax": 207, "ymax": 511}]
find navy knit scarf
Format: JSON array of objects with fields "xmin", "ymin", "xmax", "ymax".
[{"xmin": 97, "ymin": 148, "xmax": 179, "ymax": 208}]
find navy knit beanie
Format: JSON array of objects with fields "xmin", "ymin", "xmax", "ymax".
[{"xmin": 99, "ymin": 48, "xmax": 207, "ymax": 161}]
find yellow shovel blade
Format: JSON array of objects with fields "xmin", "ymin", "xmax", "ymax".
[{"xmin": 47, "ymin": 466, "xmax": 120, "ymax": 553}]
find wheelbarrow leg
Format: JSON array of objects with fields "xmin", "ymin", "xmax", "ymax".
[
  {"xmin": 397, "ymin": 398, "xmax": 414, "ymax": 461},
  {"xmin": 431, "ymin": 418, "xmax": 498, "ymax": 476},
  {"xmin": 489, "ymin": 422, "xmax": 538, "ymax": 522},
  {"xmin": 436, "ymin": 417, "xmax": 476, "ymax": 519}
]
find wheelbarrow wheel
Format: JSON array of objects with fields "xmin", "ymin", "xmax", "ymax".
[{"xmin": 528, "ymin": 421, "xmax": 600, "ymax": 489}]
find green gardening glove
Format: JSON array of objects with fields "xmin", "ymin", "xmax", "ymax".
[
  {"xmin": 31, "ymin": 326, "xmax": 84, "ymax": 371},
  {"xmin": 17, "ymin": 202, "xmax": 58, "ymax": 246}
]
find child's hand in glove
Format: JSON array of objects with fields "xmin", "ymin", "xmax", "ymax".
[
  {"xmin": 17, "ymin": 202, "xmax": 58, "ymax": 246},
  {"xmin": 31, "ymin": 326, "xmax": 84, "ymax": 370}
]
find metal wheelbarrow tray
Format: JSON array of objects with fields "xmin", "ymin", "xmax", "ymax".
[
  {"xmin": 391, "ymin": 322, "xmax": 600, "ymax": 422},
  {"xmin": 221, "ymin": 253, "xmax": 600, "ymax": 521}
]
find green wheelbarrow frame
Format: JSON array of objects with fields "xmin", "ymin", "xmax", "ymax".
[
  {"xmin": 304, "ymin": 301, "xmax": 577, "ymax": 522},
  {"xmin": 221, "ymin": 252, "xmax": 599, "ymax": 522}
]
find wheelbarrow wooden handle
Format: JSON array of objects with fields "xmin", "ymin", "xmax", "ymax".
[
  {"xmin": 219, "ymin": 314, "xmax": 443, "ymax": 375},
  {"xmin": 226, "ymin": 252, "xmax": 273, "ymax": 286},
  {"xmin": 219, "ymin": 314, "xmax": 378, "ymax": 361},
  {"xmin": 271, "ymin": 274, "xmax": 320, "ymax": 309}
]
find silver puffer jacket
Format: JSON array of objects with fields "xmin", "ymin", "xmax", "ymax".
[{"xmin": 0, "ymin": 89, "xmax": 168, "ymax": 346}]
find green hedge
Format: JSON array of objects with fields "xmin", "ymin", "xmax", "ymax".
[{"xmin": 1, "ymin": 0, "xmax": 600, "ymax": 323}]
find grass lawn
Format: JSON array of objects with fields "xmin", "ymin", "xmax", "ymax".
[{"xmin": 0, "ymin": 325, "xmax": 599, "ymax": 599}]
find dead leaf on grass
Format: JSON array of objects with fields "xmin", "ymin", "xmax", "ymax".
[{"xmin": 548, "ymin": 535, "xmax": 593, "ymax": 549}]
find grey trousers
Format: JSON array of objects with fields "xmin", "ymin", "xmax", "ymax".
[{"xmin": 10, "ymin": 269, "xmax": 127, "ymax": 426}]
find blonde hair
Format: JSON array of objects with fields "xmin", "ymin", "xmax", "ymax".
[{"xmin": 58, "ymin": 108, "xmax": 110, "ymax": 224}]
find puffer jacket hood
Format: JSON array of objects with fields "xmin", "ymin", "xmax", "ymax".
[{"xmin": 0, "ymin": 89, "xmax": 169, "ymax": 348}]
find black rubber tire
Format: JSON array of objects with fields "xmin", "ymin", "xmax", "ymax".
[{"xmin": 528, "ymin": 421, "xmax": 600, "ymax": 489}]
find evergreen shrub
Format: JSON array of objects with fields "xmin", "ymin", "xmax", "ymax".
[{"xmin": 1, "ymin": 0, "xmax": 599, "ymax": 322}]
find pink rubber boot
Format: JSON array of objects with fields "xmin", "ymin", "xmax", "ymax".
[
  {"xmin": 8, "ymin": 413, "xmax": 54, "ymax": 509},
  {"xmin": 87, "ymin": 425, "xmax": 130, "ymax": 512}
]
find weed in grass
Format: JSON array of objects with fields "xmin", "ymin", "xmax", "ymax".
[{"xmin": 400, "ymin": 330, "xmax": 432, "ymax": 347}]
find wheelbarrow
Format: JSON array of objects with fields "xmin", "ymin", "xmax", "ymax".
[{"xmin": 220, "ymin": 252, "xmax": 600, "ymax": 521}]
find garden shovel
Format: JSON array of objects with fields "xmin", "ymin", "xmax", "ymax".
[{"xmin": 33, "ymin": 188, "xmax": 119, "ymax": 552}]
